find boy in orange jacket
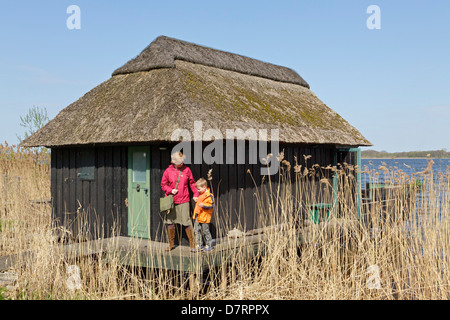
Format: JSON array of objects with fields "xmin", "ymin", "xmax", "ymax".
[{"xmin": 192, "ymin": 178, "xmax": 215, "ymax": 252}]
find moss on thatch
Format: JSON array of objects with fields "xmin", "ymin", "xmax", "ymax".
[
  {"xmin": 21, "ymin": 36, "xmax": 371, "ymax": 148},
  {"xmin": 176, "ymin": 61, "xmax": 370, "ymax": 145}
]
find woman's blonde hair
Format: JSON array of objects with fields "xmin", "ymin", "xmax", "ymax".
[{"xmin": 171, "ymin": 151, "xmax": 186, "ymax": 165}]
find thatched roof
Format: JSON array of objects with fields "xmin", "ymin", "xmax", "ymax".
[
  {"xmin": 112, "ymin": 36, "xmax": 310, "ymax": 88},
  {"xmin": 22, "ymin": 36, "xmax": 371, "ymax": 148}
]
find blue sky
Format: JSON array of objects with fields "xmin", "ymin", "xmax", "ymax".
[{"xmin": 1, "ymin": 0, "xmax": 449, "ymax": 152}]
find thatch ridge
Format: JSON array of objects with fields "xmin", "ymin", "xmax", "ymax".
[{"xmin": 112, "ymin": 35, "xmax": 310, "ymax": 88}]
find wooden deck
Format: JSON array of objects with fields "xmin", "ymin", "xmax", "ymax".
[
  {"xmin": 102, "ymin": 234, "xmax": 266, "ymax": 272},
  {"xmin": 0, "ymin": 231, "xmax": 268, "ymax": 274},
  {"xmin": 0, "ymin": 221, "xmax": 359, "ymax": 274}
]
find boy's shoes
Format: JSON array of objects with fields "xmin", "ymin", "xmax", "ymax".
[
  {"xmin": 203, "ymin": 246, "xmax": 214, "ymax": 252},
  {"xmin": 190, "ymin": 245, "xmax": 204, "ymax": 253},
  {"xmin": 189, "ymin": 245, "xmax": 214, "ymax": 253}
]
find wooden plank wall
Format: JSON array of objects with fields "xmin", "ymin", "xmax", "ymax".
[
  {"xmin": 159, "ymin": 142, "xmax": 339, "ymax": 241},
  {"xmin": 51, "ymin": 144, "xmax": 355, "ymax": 243},
  {"xmin": 149, "ymin": 146, "xmax": 172, "ymax": 242},
  {"xmin": 51, "ymin": 146, "xmax": 128, "ymax": 240},
  {"xmin": 335, "ymin": 150, "xmax": 358, "ymax": 217}
]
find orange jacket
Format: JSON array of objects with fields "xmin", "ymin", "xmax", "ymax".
[{"xmin": 193, "ymin": 188, "xmax": 215, "ymax": 223}]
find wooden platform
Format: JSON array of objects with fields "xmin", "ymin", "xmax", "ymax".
[
  {"xmin": 1, "ymin": 221, "xmax": 360, "ymax": 274},
  {"xmin": 1, "ymin": 232, "xmax": 268, "ymax": 274},
  {"xmin": 103, "ymin": 234, "xmax": 266, "ymax": 272}
]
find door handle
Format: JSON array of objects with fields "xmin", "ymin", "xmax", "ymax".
[{"xmin": 136, "ymin": 184, "xmax": 148, "ymax": 196}]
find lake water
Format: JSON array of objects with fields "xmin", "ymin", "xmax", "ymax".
[
  {"xmin": 361, "ymin": 158, "xmax": 449, "ymax": 220},
  {"xmin": 361, "ymin": 158, "xmax": 450, "ymax": 188}
]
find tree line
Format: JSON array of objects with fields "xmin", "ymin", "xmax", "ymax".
[{"xmin": 361, "ymin": 149, "xmax": 450, "ymax": 159}]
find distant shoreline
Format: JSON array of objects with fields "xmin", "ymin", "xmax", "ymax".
[
  {"xmin": 362, "ymin": 157, "xmax": 450, "ymax": 160},
  {"xmin": 361, "ymin": 149, "xmax": 450, "ymax": 159}
]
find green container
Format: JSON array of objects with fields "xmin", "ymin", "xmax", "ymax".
[{"xmin": 308, "ymin": 203, "xmax": 333, "ymax": 224}]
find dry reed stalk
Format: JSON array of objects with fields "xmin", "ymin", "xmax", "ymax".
[{"xmin": 1, "ymin": 149, "xmax": 449, "ymax": 300}]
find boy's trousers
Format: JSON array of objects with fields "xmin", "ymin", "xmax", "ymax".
[{"xmin": 194, "ymin": 221, "xmax": 213, "ymax": 247}]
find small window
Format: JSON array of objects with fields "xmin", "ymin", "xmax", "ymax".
[
  {"xmin": 78, "ymin": 150, "xmax": 95, "ymax": 180},
  {"xmin": 132, "ymin": 151, "xmax": 147, "ymax": 182}
]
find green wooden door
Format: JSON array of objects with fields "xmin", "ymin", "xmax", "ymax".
[{"xmin": 128, "ymin": 147, "xmax": 151, "ymax": 238}]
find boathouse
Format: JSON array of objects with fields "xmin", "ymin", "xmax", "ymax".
[{"xmin": 21, "ymin": 36, "xmax": 371, "ymax": 244}]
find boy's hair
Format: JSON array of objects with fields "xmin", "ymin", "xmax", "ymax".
[{"xmin": 195, "ymin": 178, "xmax": 208, "ymax": 189}]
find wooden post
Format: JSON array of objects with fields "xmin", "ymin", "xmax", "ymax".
[
  {"xmin": 188, "ymin": 272, "xmax": 201, "ymax": 299},
  {"xmin": 220, "ymin": 262, "xmax": 228, "ymax": 292}
]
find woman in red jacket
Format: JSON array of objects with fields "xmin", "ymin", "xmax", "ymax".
[{"xmin": 161, "ymin": 152, "xmax": 198, "ymax": 251}]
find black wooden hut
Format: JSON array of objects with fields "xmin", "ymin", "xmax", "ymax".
[{"xmin": 21, "ymin": 36, "xmax": 371, "ymax": 243}]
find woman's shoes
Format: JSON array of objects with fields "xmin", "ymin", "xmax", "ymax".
[{"xmin": 165, "ymin": 227, "xmax": 176, "ymax": 251}]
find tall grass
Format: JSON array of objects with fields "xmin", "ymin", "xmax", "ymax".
[{"xmin": 1, "ymin": 145, "xmax": 449, "ymax": 299}]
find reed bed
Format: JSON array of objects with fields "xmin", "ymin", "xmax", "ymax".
[{"xmin": 1, "ymin": 144, "xmax": 449, "ymax": 299}]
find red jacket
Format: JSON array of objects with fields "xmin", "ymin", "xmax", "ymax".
[{"xmin": 161, "ymin": 164, "xmax": 198, "ymax": 204}]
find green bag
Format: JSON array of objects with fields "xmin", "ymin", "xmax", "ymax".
[
  {"xmin": 160, "ymin": 194, "xmax": 174, "ymax": 212},
  {"xmin": 160, "ymin": 169, "xmax": 181, "ymax": 213}
]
